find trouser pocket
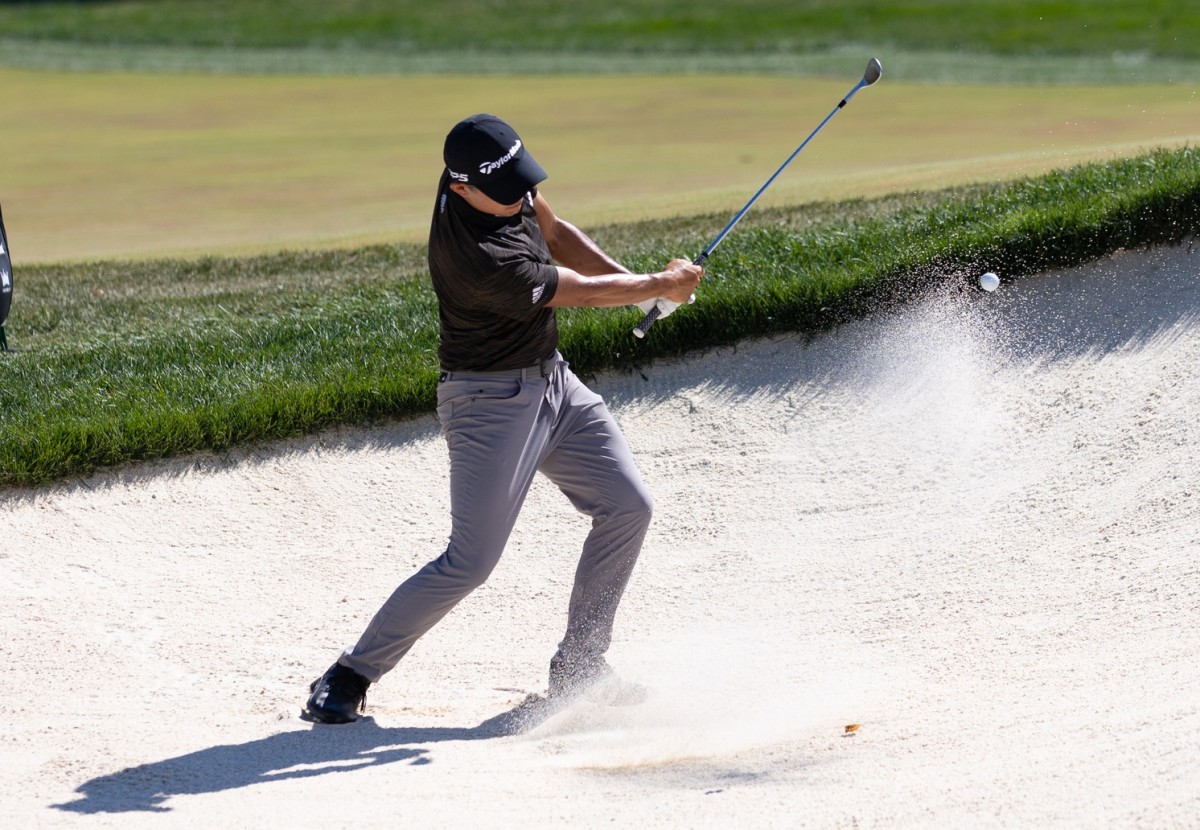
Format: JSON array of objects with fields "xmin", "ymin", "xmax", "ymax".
[{"xmin": 436, "ymin": 377, "xmax": 527, "ymax": 428}]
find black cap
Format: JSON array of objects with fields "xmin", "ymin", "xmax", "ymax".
[{"xmin": 443, "ymin": 114, "xmax": 548, "ymax": 205}]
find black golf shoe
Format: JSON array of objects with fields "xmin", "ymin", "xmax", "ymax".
[{"xmin": 305, "ymin": 662, "xmax": 370, "ymax": 724}]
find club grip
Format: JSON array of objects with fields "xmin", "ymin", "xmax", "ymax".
[{"xmin": 632, "ymin": 304, "xmax": 662, "ymax": 339}]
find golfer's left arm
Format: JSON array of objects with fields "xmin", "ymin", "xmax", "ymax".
[{"xmin": 533, "ymin": 192, "xmax": 630, "ymax": 278}]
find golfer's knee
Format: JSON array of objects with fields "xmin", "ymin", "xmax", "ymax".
[
  {"xmin": 437, "ymin": 544, "xmax": 502, "ymax": 593},
  {"xmin": 617, "ymin": 486, "xmax": 654, "ymax": 529}
]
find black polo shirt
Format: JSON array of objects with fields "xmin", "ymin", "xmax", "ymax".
[{"xmin": 427, "ymin": 171, "xmax": 560, "ymax": 372}]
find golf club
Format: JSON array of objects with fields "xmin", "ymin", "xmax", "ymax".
[{"xmin": 634, "ymin": 57, "xmax": 883, "ymax": 338}]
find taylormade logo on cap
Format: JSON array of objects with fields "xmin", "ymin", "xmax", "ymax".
[
  {"xmin": 448, "ymin": 138, "xmax": 522, "ymax": 182},
  {"xmin": 479, "ymin": 139, "xmax": 522, "ymax": 176},
  {"xmin": 443, "ymin": 114, "xmax": 548, "ymax": 205}
]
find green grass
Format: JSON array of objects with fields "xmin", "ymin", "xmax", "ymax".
[
  {"xmin": 3, "ymin": 146, "xmax": 1198, "ymax": 489},
  {"xmin": 8, "ymin": 67, "xmax": 1199, "ymax": 264},
  {"xmin": 1, "ymin": 1, "xmax": 1196, "ymax": 57},
  {"xmin": 2, "ymin": 1, "xmax": 1199, "ymax": 82}
]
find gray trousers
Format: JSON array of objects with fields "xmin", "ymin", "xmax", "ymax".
[{"xmin": 340, "ymin": 354, "xmax": 653, "ymax": 683}]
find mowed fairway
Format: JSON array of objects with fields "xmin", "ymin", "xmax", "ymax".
[{"xmin": 5, "ymin": 68, "xmax": 1199, "ymax": 263}]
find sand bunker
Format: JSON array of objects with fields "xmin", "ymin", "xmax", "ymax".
[{"xmin": 3, "ymin": 241, "xmax": 1197, "ymax": 827}]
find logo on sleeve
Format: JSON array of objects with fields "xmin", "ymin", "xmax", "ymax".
[{"xmin": 531, "ymin": 284, "xmax": 545, "ymax": 304}]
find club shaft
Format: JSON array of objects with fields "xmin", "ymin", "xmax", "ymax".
[
  {"xmin": 700, "ymin": 80, "xmax": 868, "ymax": 260},
  {"xmin": 633, "ymin": 74, "xmax": 872, "ymax": 339}
]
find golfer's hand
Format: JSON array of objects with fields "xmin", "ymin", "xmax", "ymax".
[
  {"xmin": 633, "ymin": 259, "xmax": 702, "ymax": 322},
  {"xmin": 661, "ymin": 258, "xmax": 703, "ymax": 304}
]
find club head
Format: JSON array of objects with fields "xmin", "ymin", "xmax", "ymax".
[{"xmin": 863, "ymin": 58, "xmax": 883, "ymax": 85}]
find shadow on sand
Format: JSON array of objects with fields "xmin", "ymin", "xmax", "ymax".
[{"xmin": 51, "ymin": 701, "xmax": 547, "ymax": 815}]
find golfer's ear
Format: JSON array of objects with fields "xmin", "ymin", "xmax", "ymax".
[{"xmin": 448, "ymin": 183, "xmax": 471, "ymax": 198}]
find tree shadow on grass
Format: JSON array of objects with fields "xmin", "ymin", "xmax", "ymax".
[{"xmin": 51, "ymin": 706, "xmax": 530, "ymax": 815}]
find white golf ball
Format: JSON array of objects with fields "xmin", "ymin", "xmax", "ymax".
[{"xmin": 979, "ymin": 271, "xmax": 1000, "ymax": 292}]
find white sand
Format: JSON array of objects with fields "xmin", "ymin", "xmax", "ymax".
[{"xmin": 3, "ymin": 242, "xmax": 1198, "ymax": 828}]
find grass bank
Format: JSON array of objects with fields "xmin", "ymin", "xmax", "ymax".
[{"xmin": 2, "ymin": 147, "xmax": 1198, "ymax": 489}]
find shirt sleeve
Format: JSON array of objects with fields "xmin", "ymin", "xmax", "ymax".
[{"xmin": 478, "ymin": 259, "xmax": 559, "ymax": 320}]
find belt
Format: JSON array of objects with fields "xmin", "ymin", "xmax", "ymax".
[{"xmin": 439, "ymin": 354, "xmax": 559, "ymax": 382}]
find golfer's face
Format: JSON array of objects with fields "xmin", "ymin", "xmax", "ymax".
[{"xmin": 453, "ymin": 184, "xmax": 523, "ymax": 217}]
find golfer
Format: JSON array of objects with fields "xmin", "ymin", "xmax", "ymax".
[{"xmin": 306, "ymin": 113, "xmax": 703, "ymax": 723}]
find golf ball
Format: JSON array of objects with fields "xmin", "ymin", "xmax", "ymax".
[{"xmin": 979, "ymin": 271, "xmax": 1000, "ymax": 292}]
